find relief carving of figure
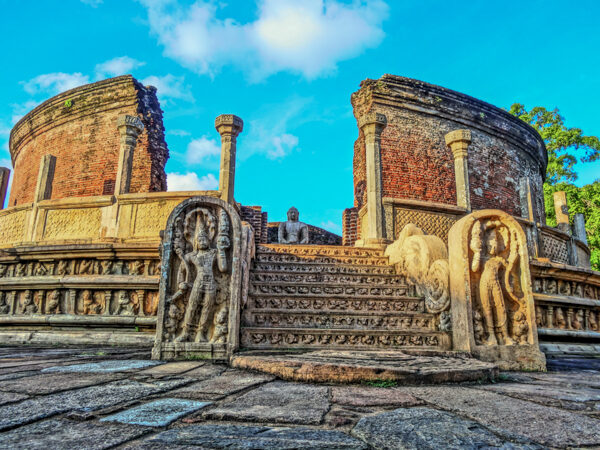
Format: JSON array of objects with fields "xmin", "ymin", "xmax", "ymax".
[
  {"xmin": 46, "ymin": 290, "xmax": 61, "ymax": 314},
  {"xmin": 172, "ymin": 208, "xmax": 230, "ymax": 342},
  {"xmin": 278, "ymin": 207, "xmax": 309, "ymax": 244},
  {"xmin": 79, "ymin": 260, "xmax": 94, "ymax": 275},
  {"xmin": 116, "ymin": 290, "xmax": 135, "ymax": 315},
  {"xmin": 20, "ymin": 290, "xmax": 38, "ymax": 314},
  {"xmin": 0, "ymin": 292, "xmax": 9, "ymax": 314},
  {"xmin": 15, "ymin": 263, "xmax": 26, "ymax": 277},
  {"xmin": 0, "ymin": 265, "xmax": 8, "ymax": 278},
  {"xmin": 470, "ymin": 220, "xmax": 526, "ymax": 346},
  {"xmin": 82, "ymin": 290, "xmax": 102, "ymax": 315},
  {"xmin": 589, "ymin": 311, "xmax": 598, "ymax": 331},
  {"xmin": 56, "ymin": 260, "xmax": 69, "ymax": 276}
]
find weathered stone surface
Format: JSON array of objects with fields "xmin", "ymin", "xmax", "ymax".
[
  {"xmin": 42, "ymin": 360, "xmax": 162, "ymax": 373},
  {"xmin": 0, "ymin": 391, "xmax": 28, "ymax": 406},
  {"xmin": 101, "ymin": 398, "xmax": 211, "ymax": 427},
  {"xmin": 0, "ymin": 417, "xmax": 149, "ymax": 450},
  {"xmin": 181, "ymin": 364, "xmax": 227, "ymax": 379},
  {"xmin": 231, "ymin": 350, "xmax": 497, "ymax": 384},
  {"xmin": 203, "ymin": 381, "xmax": 329, "ymax": 425},
  {"xmin": 171, "ymin": 369, "xmax": 273, "ymax": 400},
  {"xmin": 331, "ymin": 386, "xmax": 423, "ymax": 407},
  {"xmin": 476, "ymin": 382, "xmax": 600, "ymax": 410},
  {"xmin": 137, "ymin": 361, "xmax": 205, "ymax": 377},
  {"xmin": 351, "ymin": 407, "xmax": 533, "ymax": 449},
  {"xmin": 0, "ymin": 378, "xmax": 188, "ymax": 431},
  {"xmin": 407, "ymin": 386, "xmax": 600, "ymax": 447},
  {"xmin": 0, "ymin": 372, "xmax": 123, "ymax": 395},
  {"xmin": 128, "ymin": 424, "xmax": 366, "ymax": 449}
]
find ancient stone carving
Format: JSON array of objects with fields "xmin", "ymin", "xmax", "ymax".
[
  {"xmin": 46, "ymin": 290, "xmax": 61, "ymax": 314},
  {"xmin": 115, "ymin": 290, "xmax": 135, "ymax": 315},
  {"xmin": 81, "ymin": 290, "xmax": 102, "ymax": 315},
  {"xmin": 0, "ymin": 292, "xmax": 9, "ymax": 314},
  {"xmin": 448, "ymin": 210, "xmax": 545, "ymax": 371},
  {"xmin": 153, "ymin": 196, "xmax": 246, "ymax": 360},
  {"xmin": 278, "ymin": 207, "xmax": 309, "ymax": 244}
]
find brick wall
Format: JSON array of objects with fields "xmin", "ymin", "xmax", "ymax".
[
  {"xmin": 267, "ymin": 223, "xmax": 342, "ymax": 245},
  {"xmin": 349, "ymin": 75, "xmax": 548, "ymax": 227},
  {"xmin": 8, "ymin": 76, "xmax": 168, "ymax": 206},
  {"xmin": 241, "ymin": 205, "xmax": 268, "ymax": 244},
  {"xmin": 342, "ymin": 207, "xmax": 358, "ymax": 246}
]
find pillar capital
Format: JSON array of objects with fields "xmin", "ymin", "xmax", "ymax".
[
  {"xmin": 117, "ymin": 115, "xmax": 144, "ymax": 136},
  {"xmin": 215, "ymin": 114, "xmax": 243, "ymax": 137},
  {"xmin": 445, "ymin": 129, "xmax": 471, "ymax": 159},
  {"xmin": 358, "ymin": 112, "xmax": 387, "ymax": 134},
  {"xmin": 115, "ymin": 115, "xmax": 143, "ymax": 195}
]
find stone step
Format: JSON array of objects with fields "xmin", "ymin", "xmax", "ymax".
[
  {"xmin": 258, "ymin": 244, "xmax": 384, "ymax": 258},
  {"xmin": 252, "ymin": 262, "xmax": 397, "ymax": 275},
  {"xmin": 242, "ymin": 310, "xmax": 437, "ymax": 331},
  {"xmin": 250, "ymin": 283, "xmax": 418, "ymax": 299},
  {"xmin": 250, "ymin": 271, "xmax": 407, "ymax": 286},
  {"xmin": 254, "ymin": 253, "xmax": 389, "ymax": 266},
  {"xmin": 248, "ymin": 296, "xmax": 425, "ymax": 313},
  {"xmin": 240, "ymin": 327, "xmax": 450, "ymax": 350}
]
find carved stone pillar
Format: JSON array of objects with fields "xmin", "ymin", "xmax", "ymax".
[
  {"xmin": 553, "ymin": 191, "xmax": 570, "ymax": 234},
  {"xmin": 445, "ymin": 129, "xmax": 471, "ymax": 210},
  {"xmin": 573, "ymin": 213, "xmax": 588, "ymax": 245},
  {"xmin": 0, "ymin": 167, "xmax": 10, "ymax": 209},
  {"xmin": 215, "ymin": 114, "xmax": 244, "ymax": 204},
  {"xmin": 358, "ymin": 112, "xmax": 387, "ymax": 247},
  {"xmin": 34, "ymin": 155, "xmax": 56, "ymax": 202},
  {"xmin": 115, "ymin": 115, "xmax": 144, "ymax": 195}
]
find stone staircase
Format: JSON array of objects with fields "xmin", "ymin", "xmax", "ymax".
[{"xmin": 240, "ymin": 244, "xmax": 451, "ymax": 351}]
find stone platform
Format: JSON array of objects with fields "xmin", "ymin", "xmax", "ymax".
[
  {"xmin": 0, "ymin": 346, "xmax": 600, "ymax": 448},
  {"xmin": 231, "ymin": 350, "xmax": 499, "ymax": 384}
]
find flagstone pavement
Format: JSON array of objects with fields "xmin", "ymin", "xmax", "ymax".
[{"xmin": 0, "ymin": 346, "xmax": 599, "ymax": 449}]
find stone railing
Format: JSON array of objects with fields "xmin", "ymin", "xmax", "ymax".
[{"xmin": 0, "ymin": 191, "xmax": 220, "ymax": 247}]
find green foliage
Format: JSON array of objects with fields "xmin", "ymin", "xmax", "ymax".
[
  {"xmin": 64, "ymin": 99, "xmax": 72, "ymax": 108},
  {"xmin": 362, "ymin": 379, "xmax": 398, "ymax": 388},
  {"xmin": 509, "ymin": 104, "xmax": 600, "ymax": 271},
  {"xmin": 509, "ymin": 104, "xmax": 600, "ymax": 185}
]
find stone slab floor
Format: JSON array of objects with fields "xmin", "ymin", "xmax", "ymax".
[{"xmin": 0, "ymin": 347, "xmax": 599, "ymax": 449}]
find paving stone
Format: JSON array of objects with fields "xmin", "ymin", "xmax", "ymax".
[
  {"xmin": 351, "ymin": 407, "xmax": 536, "ymax": 449},
  {"xmin": 182, "ymin": 364, "xmax": 227, "ymax": 379},
  {"xmin": 0, "ymin": 370, "xmax": 42, "ymax": 381},
  {"xmin": 42, "ymin": 360, "xmax": 162, "ymax": 373},
  {"xmin": 526, "ymin": 372, "xmax": 600, "ymax": 389},
  {"xmin": 0, "ymin": 378, "xmax": 189, "ymax": 431},
  {"xmin": 0, "ymin": 418, "xmax": 149, "ymax": 450},
  {"xmin": 203, "ymin": 381, "xmax": 329, "ymax": 425},
  {"xmin": 407, "ymin": 386, "xmax": 600, "ymax": 447},
  {"xmin": 476, "ymin": 382, "xmax": 600, "ymax": 410},
  {"xmin": 127, "ymin": 424, "xmax": 366, "ymax": 449},
  {"xmin": 0, "ymin": 372, "xmax": 123, "ymax": 395},
  {"xmin": 171, "ymin": 369, "xmax": 273, "ymax": 400},
  {"xmin": 331, "ymin": 385, "xmax": 423, "ymax": 407},
  {"xmin": 137, "ymin": 361, "xmax": 205, "ymax": 377},
  {"xmin": 101, "ymin": 398, "xmax": 211, "ymax": 426},
  {"xmin": 0, "ymin": 391, "xmax": 28, "ymax": 406}
]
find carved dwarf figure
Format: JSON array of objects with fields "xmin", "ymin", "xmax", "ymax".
[
  {"xmin": 46, "ymin": 290, "xmax": 61, "ymax": 314},
  {"xmin": 176, "ymin": 209, "xmax": 230, "ymax": 342},
  {"xmin": 20, "ymin": 290, "xmax": 38, "ymax": 314},
  {"xmin": 116, "ymin": 290, "xmax": 135, "ymax": 315},
  {"xmin": 165, "ymin": 303, "xmax": 183, "ymax": 338},
  {"xmin": 278, "ymin": 207, "xmax": 309, "ymax": 244},
  {"xmin": 56, "ymin": 260, "xmax": 69, "ymax": 276},
  {"xmin": 0, "ymin": 265, "xmax": 8, "ymax": 278},
  {"xmin": 82, "ymin": 290, "xmax": 102, "ymax": 315},
  {"xmin": 471, "ymin": 221, "xmax": 521, "ymax": 346},
  {"xmin": 0, "ymin": 292, "xmax": 9, "ymax": 314}
]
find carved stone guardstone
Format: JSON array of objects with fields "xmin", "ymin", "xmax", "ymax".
[
  {"xmin": 152, "ymin": 196, "xmax": 245, "ymax": 361},
  {"xmin": 448, "ymin": 210, "xmax": 545, "ymax": 371}
]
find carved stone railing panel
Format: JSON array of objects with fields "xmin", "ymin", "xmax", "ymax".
[
  {"xmin": 153, "ymin": 196, "xmax": 247, "ymax": 361},
  {"xmin": 540, "ymin": 228, "xmax": 570, "ymax": 264},
  {"xmin": 449, "ymin": 209, "xmax": 546, "ymax": 370}
]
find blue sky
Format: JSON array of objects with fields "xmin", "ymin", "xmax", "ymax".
[{"xmin": 1, "ymin": 0, "xmax": 599, "ymax": 234}]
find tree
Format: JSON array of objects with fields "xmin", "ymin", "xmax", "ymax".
[{"xmin": 509, "ymin": 104, "xmax": 600, "ymax": 270}]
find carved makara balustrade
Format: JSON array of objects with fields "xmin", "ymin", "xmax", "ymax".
[
  {"xmin": 153, "ymin": 196, "xmax": 249, "ymax": 360},
  {"xmin": 449, "ymin": 210, "xmax": 546, "ymax": 370}
]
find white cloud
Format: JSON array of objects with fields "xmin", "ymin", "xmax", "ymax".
[
  {"xmin": 139, "ymin": 0, "xmax": 388, "ymax": 80},
  {"xmin": 95, "ymin": 56, "xmax": 145, "ymax": 79},
  {"xmin": 81, "ymin": 0, "xmax": 103, "ymax": 6},
  {"xmin": 185, "ymin": 136, "xmax": 221, "ymax": 165},
  {"xmin": 141, "ymin": 74, "xmax": 194, "ymax": 102},
  {"xmin": 320, "ymin": 220, "xmax": 342, "ymax": 234},
  {"xmin": 167, "ymin": 172, "xmax": 218, "ymax": 191},
  {"xmin": 168, "ymin": 129, "xmax": 192, "ymax": 137},
  {"xmin": 11, "ymin": 100, "xmax": 41, "ymax": 124},
  {"xmin": 22, "ymin": 73, "xmax": 90, "ymax": 95},
  {"xmin": 269, "ymin": 133, "xmax": 298, "ymax": 159}
]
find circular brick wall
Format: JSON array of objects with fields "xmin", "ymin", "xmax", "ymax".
[
  {"xmin": 351, "ymin": 75, "xmax": 548, "ymax": 223},
  {"xmin": 8, "ymin": 76, "xmax": 168, "ymax": 206}
]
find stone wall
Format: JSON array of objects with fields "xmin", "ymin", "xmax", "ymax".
[
  {"xmin": 350, "ymin": 75, "xmax": 547, "ymax": 225},
  {"xmin": 8, "ymin": 75, "xmax": 168, "ymax": 206},
  {"xmin": 267, "ymin": 223, "xmax": 342, "ymax": 245},
  {"xmin": 241, "ymin": 205, "xmax": 268, "ymax": 244}
]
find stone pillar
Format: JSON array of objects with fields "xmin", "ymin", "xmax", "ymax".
[
  {"xmin": 34, "ymin": 155, "xmax": 56, "ymax": 202},
  {"xmin": 358, "ymin": 112, "xmax": 387, "ymax": 246},
  {"xmin": 115, "ymin": 115, "xmax": 144, "ymax": 195},
  {"xmin": 573, "ymin": 213, "xmax": 588, "ymax": 245},
  {"xmin": 0, "ymin": 167, "xmax": 10, "ymax": 209},
  {"xmin": 553, "ymin": 191, "xmax": 570, "ymax": 234},
  {"xmin": 215, "ymin": 114, "xmax": 244, "ymax": 204},
  {"xmin": 445, "ymin": 129, "xmax": 472, "ymax": 210},
  {"xmin": 519, "ymin": 177, "xmax": 535, "ymax": 221}
]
